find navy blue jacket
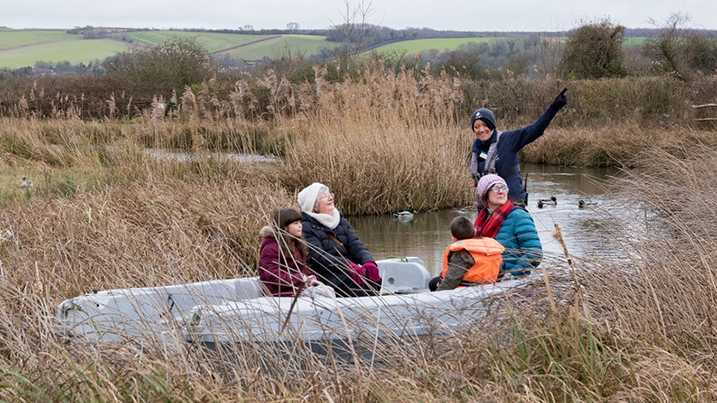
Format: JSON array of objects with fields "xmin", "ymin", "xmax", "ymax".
[
  {"xmin": 472, "ymin": 105, "xmax": 559, "ymax": 204},
  {"xmin": 301, "ymin": 212, "xmax": 375, "ymax": 290}
]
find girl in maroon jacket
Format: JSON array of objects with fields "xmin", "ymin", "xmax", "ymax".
[{"xmin": 258, "ymin": 208, "xmax": 318, "ymax": 297}]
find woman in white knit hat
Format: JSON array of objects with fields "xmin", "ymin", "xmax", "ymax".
[{"xmin": 298, "ymin": 183, "xmax": 381, "ymax": 297}]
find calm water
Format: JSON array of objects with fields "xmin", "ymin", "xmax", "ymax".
[
  {"xmin": 146, "ymin": 149, "xmax": 280, "ymax": 163},
  {"xmin": 350, "ymin": 164, "xmax": 629, "ymax": 276}
]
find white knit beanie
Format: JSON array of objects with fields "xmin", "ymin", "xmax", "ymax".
[
  {"xmin": 297, "ymin": 182, "xmax": 328, "ymax": 213},
  {"xmin": 476, "ymin": 174, "xmax": 507, "ymax": 206}
]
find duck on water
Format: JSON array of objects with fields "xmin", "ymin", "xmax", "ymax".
[
  {"xmin": 394, "ymin": 208, "xmax": 415, "ymax": 221},
  {"xmin": 537, "ymin": 197, "xmax": 557, "ymax": 208}
]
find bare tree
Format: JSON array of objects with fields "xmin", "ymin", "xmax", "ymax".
[
  {"xmin": 329, "ymin": 0, "xmax": 379, "ymax": 74},
  {"xmin": 643, "ymin": 13, "xmax": 717, "ymax": 80},
  {"xmin": 535, "ymin": 33, "xmax": 564, "ymax": 78}
]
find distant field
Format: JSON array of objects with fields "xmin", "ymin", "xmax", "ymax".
[
  {"xmin": 624, "ymin": 37, "xmax": 647, "ymax": 46},
  {"xmin": 369, "ymin": 37, "xmax": 505, "ymax": 55},
  {"xmin": 220, "ymin": 35, "xmax": 331, "ymax": 61},
  {"xmin": 0, "ymin": 39, "xmax": 128, "ymax": 69},
  {"xmin": 120, "ymin": 31, "xmax": 272, "ymax": 53},
  {"xmin": 0, "ymin": 29, "xmax": 74, "ymax": 50},
  {"xmin": 0, "ymin": 28, "xmax": 654, "ymax": 70}
]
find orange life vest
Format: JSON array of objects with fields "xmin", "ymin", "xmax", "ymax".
[{"xmin": 440, "ymin": 238, "xmax": 505, "ymax": 286}]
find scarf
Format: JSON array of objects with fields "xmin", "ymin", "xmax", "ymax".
[
  {"xmin": 305, "ymin": 208, "xmax": 341, "ymax": 230},
  {"xmin": 474, "ymin": 200, "xmax": 514, "ymax": 238}
]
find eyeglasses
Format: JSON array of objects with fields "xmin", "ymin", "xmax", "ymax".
[
  {"xmin": 317, "ymin": 192, "xmax": 334, "ymax": 201},
  {"xmin": 489, "ymin": 185, "xmax": 509, "ymax": 194}
]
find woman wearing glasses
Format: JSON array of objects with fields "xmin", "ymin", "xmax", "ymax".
[
  {"xmin": 474, "ymin": 174, "xmax": 542, "ymax": 279},
  {"xmin": 297, "ymin": 182, "xmax": 381, "ymax": 297}
]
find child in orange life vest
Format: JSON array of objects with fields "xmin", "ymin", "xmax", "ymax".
[{"xmin": 435, "ymin": 216, "xmax": 505, "ymax": 291}]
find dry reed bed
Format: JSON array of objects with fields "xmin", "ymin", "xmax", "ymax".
[
  {"xmin": 522, "ymin": 123, "xmax": 717, "ymax": 166},
  {"xmin": 1, "ymin": 69, "xmax": 717, "ymax": 400},
  {"xmin": 1, "ymin": 150, "xmax": 716, "ymax": 401},
  {"xmin": 1, "ymin": 172, "xmax": 293, "ymax": 292},
  {"xmin": 3, "ymin": 64, "xmax": 716, "ymax": 128},
  {"xmin": 586, "ymin": 144, "xmax": 717, "ymax": 349}
]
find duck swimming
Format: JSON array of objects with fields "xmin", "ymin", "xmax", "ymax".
[
  {"xmin": 394, "ymin": 208, "xmax": 415, "ymax": 221},
  {"xmin": 19, "ymin": 177, "xmax": 33, "ymax": 188},
  {"xmin": 537, "ymin": 197, "xmax": 557, "ymax": 208},
  {"xmin": 578, "ymin": 200, "xmax": 597, "ymax": 209}
]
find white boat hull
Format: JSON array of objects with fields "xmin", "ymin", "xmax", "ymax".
[
  {"xmin": 54, "ymin": 257, "xmax": 434, "ymax": 343},
  {"xmin": 189, "ymin": 281, "xmax": 517, "ymax": 346}
]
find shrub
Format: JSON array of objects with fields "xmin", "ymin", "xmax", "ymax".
[
  {"xmin": 434, "ymin": 44, "xmax": 487, "ymax": 80},
  {"xmin": 560, "ymin": 19, "xmax": 628, "ymax": 79},
  {"xmin": 103, "ymin": 37, "xmax": 214, "ymax": 99}
]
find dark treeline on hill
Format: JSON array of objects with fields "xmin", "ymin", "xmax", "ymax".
[
  {"xmin": 66, "ymin": 23, "xmax": 717, "ymax": 44},
  {"xmin": 127, "ymin": 26, "xmax": 717, "ymax": 42},
  {"xmin": 179, "ymin": 26, "xmax": 566, "ymax": 40},
  {"xmin": 67, "ymin": 24, "xmax": 567, "ymax": 44},
  {"xmin": 181, "ymin": 26, "xmax": 717, "ymax": 39}
]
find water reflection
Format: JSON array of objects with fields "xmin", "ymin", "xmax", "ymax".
[
  {"xmin": 351, "ymin": 164, "xmax": 630, "ymax": 276},
  {"xmin": 145, "ymin": 149, "xmax": 280, "ymax": 163}
]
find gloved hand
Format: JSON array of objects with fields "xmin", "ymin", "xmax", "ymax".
[
  {"xmin": 363, "ymin": 261, "xmax": 381, "ymax": 283},
  {"xmin": 348, "ymin": 262, "xmax": 366, "ymax": 285},
  {"xmin": 305, "ymin": 275, "xmax": 319, "ymax": 287},
  {"xmin": 550, "ymin": 88, "xmax": 568, "ymax": 111}
]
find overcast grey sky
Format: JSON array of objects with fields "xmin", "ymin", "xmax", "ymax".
[{"xmin": 3, "ymin": 0, "xmax": 716, "ymax": 32}]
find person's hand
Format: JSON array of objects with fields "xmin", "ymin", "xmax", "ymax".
[
  {"xmin": 363, "ymin": 261, "xmax": 381, "ymax": 283},
  {"xmin": 550, "ymin": 88, "xmax": 568, "ymax": 111},
  {"xmin": 348, "ymin": 262, "xmax": 366, "ymax": 285},
  {"xmin": 305, "ymin": 275, "xmax": 318, "ymax": 286}
]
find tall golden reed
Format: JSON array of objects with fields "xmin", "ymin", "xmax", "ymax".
[{"xmin": 1, "ymin": 64, "xmax": 717, "ymax": 401}]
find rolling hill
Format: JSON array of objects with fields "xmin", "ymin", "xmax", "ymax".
[
  {"xmin": 0, "ymin": 28, "xmax": 648, "ymax": 70},
  {"xmin": 367, "ymin": 37, "xmax": 505, "ymax": 56},
  {"xmin": 0, "ymin": 29, "xmax": 505, "ymax": 69},
  {"xmin": 0, "ymin": 28, "xmax": 334, "ymax": 69},
  {"xmin": 0, "ymin": 29, "xmax": 131, "ymax": 68},
  {"xmin": 217, "ymin": 34, "xmax": 331, "ymax": 60},
  {"xmin": 121, "ymin": 30, "xmax": 273, "ymax": 52}
]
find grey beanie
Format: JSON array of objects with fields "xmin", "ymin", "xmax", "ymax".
[{"xmin": 470, "ymin": 108, "xmax": 496, "ymax": 132}]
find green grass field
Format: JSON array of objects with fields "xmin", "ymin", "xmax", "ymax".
[
  {"xmin": 0, "ymin": 29, "xmax": 330, "ymax": 67},
  {"xmin": 368, "ymin": 37, "xmax": 504, "ymax": 55},
  {"xmin": 219, "ymin": 34, "xmax": 331, "ymax": 61},
  {"xmin": 0, "ymin": 29, "xmax": 74, "ymax": 50},
  {"xmin": 119, "ymin": 31, "xmax": 273, "ymax": 53},
  {"xmin": 623, "ymin": 37, "xmax": 647, "ymax": 46},
  {"xmin": 0, "ymin": 39, "xmax": 129, "ymax": 69}
]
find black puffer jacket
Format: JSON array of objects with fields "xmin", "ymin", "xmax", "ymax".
[{"xmin": 301, "ymin": 212, "xmax": 375, "ymax": 292}]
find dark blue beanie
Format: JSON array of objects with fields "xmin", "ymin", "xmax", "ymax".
[{"xmin": 469, "ymin": 108, "xmax": 496, "ymax": 132}]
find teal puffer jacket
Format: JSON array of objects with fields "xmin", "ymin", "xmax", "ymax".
[{"xmin": 494, "ymin": 208, "xmax": 542, "ymax": 277}]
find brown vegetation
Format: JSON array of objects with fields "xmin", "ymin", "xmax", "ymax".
[{"xmin": 1, "ymin": 62, "xmax": 717, "ymax": 400}]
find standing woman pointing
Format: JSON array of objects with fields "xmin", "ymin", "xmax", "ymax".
[{"xmin": 470, "ymin": 88, "xmax": 568, "ymax": 207}]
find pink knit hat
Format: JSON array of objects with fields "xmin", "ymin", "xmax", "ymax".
[{"xmin": 476, "ymin": 174, "xmax": 507, "ymax": 206}]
